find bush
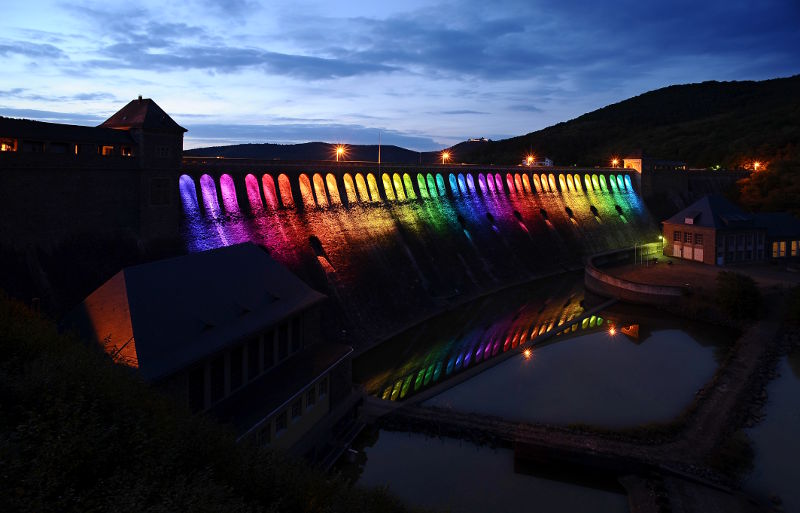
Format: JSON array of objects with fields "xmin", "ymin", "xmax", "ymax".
[
  {"xmin": 0, "ymin": 293, "xmax": 422, "ymax": 513},
  {"xmin": 715, "ymin": 271, "xmax": 761, "ymax": 320}
]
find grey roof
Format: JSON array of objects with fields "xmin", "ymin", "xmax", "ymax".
[
  {"xmin": 754, "ymin": 213, "xmax": 800, "ymax": 238},
  {"xmin": 0, "ymin": 116, "xmax": 135, "ymax": 144},
  {"xmin": 100, "ymin": 97, "xmax": 187, "ymax": 133},
  {"xmin": 663, "ymin": 194, "xmax": 755, "ymax": 229},
  {"xmin": 69, "ymin": 243, "xmax": 326, "ymax": 381}
]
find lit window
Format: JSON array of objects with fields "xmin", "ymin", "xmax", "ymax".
[
  {"xmin": 779, "ymin": 241, "xmax": 786, "ymax": 257},
  {"xmin": 792, "ymin": 240, "xmax": 798, "ymax": 257},
  {"xmin": 0, "ymin": 138, "xmax": 18, "ymax": 152},
  {"xmin": 673, "ymin": 231, "xmax": 681, "ymax": 242},
  {"xmin": 291, "ymin": 399, "xmax": 302, "ymax": 420},
  {"xmin": 120, "ymin": 146, "xmax": 133, "ymax": 157},
  {"xmin": 772, "ymin": 242, "xmax": 779, "ymax": 258},
  {"xmin": 101, "ymin": 145, "xmax": 114, "ymax": 156}
]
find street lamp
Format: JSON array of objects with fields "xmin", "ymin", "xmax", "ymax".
[
  {"xmin": 441, "ymin": 151, "xmax": 450, "ymax": 164},
  {"xmin": 526, "ymin": 154, "xmax": 535, "ymax": 166},
  {"xmin": 335, "ymin": 145, "xmax": 346, "ymax": 162},
  {"xmin": 611, "ymin": 158, "xmax": 619, "ymax": 168},
  {"xmin": 753, "ymin": 161, "xmax": 761, "ymax": 172}
]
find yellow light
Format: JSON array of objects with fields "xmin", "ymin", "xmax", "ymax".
[
  {"xmin": 611, "ymin": 158, "xmax": 619, "ymax": 167},
  {"xmin": 335, "ymin": 145, "xmax": 347, "ymax": 162},
  {"xmin": 753, "ymin": 161, "xmax": 761, "ymax": 171},
  {"xmin": 523, "ymin": 348, "xmax": 532, "ymax": 360},
  {"xmin": 441, "ymin": 151, "xmax": 450, "ymax": 164},
  {"xmin": 526, "ymin": 154, "xmax": 534, "ymax": 166},
  {"xmin": 609, "ymin": 327, "xmax": 617, "ymax": 336}
]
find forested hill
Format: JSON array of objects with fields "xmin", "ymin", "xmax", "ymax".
[
  {"xmin": 459, "ymin": 75, "xmax": 800, "ymax": 167},
  {"xmin": 184, "ymin": 141, "xmax": 435, "ymax": 164}
]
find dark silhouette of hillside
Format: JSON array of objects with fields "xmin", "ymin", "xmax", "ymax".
[
  {"xmin": 185, "ymin": 76, "xmax": 799, "ymax": 169},
  {"xmin": 462, "ymin": 75, "xmax": 800, "ymax": 167}
]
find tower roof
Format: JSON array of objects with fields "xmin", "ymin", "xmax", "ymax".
[{"xmin": 99, "ymin": 96, "xmax": 187, "ymax": 133}]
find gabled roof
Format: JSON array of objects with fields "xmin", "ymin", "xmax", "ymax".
[
  {"xmin": 0, "ymin": 116, "xmax": 135, "ymax": 144},
  {"xmin": 67, "ymin": 243, "xmax": 325, "ymax": 382},
  {"xmin": 99, "ymin": 97, "xmax": 187, "ymax": 133},
  {"xmin": 663, "ymin": 194, "xmax": 754, "ymax": 229}
]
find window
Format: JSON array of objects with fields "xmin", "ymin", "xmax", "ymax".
[
  {"xmin": 49, "ymin": 142, "xmax": 68, "ymax": 154},
  {"xmin": 100, "ymin": 145, "xmax": 114, "ymax": 156},
  {"xmin": 157, "ymin": 146, "xmax": 170, "ymax": 158},
  {"xmin": 188, "ymin": 366, "xmax": 205, "ymax": 413},
  {"xmin": 694, "ymin": 233, "xmax": 703, "ymax": 245},
  {"xmin": 772, "ymin": 242, "xmax": 779, "ymax": 258},
  {"xmin": 230, "ymin": 345, "xmax": 243, "ymax": 391},
  {"xmin": 247, "ymin": 337, "xmax": 260, "ymax": 381},
  {"xmin": 257, "ymin": 424, "xmax": 271, "ymax": 447},
  {"xmin": 278, "ymin": 323, "xmax": 289, "ymax": 360},
  {"xmin": 792, "ymin": 240, "xmax": 798, "ymax": 257},
  {"xmin": 779, "ymin": 241, "xmax": 786, "ymax": 257},
  {"xmin": 684, "ymin": 232, "xmax": 692, "ymax": 244},
  {"xmin": 291, "ymin": 399, "xmax": 302, "ymax": 420},
  {"xmin": 22, "ymin": 140, "xmax": 45, "ymax": 153},
  {"xmin": 262, "ymin": 330, "xmax": 274, "ymax": 370},
  {"xmin": 210, "ymin": 355, "xmax": 225, "ymax": 404},
  {"xmin": 0, "ymin": 137, "xmax": 17, "ymax": 152},
  {"xmin": 291, "ymin": 317, "xmax": 302, "ymax": 353},
  {"xmin": 318, "ymin": 377, "xmax": 328, "ymax": 397},
  {"xmin": 306, "ymin": 387, "xmax": 316, "ymax": 408},
  {"xmin": 275, "ymin": 411, "xmax": 287, "ymax": 433},
  {"xmin": 673, "ymin": 231, "xmax": 681, "ymax": 242},
  {"xmin": 120, "ymin": 146, "xmax": 133, "ymax": 157}
]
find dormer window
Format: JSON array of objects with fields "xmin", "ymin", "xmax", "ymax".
[{"xmin": 101, "ymin": 145, "xmax": 115, "ymax": 156}]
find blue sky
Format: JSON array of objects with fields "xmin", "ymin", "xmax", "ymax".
[{"xmin": 1, "ymin": 0, "xmax": 798, "ymax": 150}]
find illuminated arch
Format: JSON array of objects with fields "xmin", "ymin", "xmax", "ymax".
[
  {"xmin": 466, "ymin": 173, "xmax": 476, "ymax": 193},
  {"xmin": 326, "ymin": 173, "xmax": 341, "ymax": 205},
  {"xmin": 382, "ymin": 173, "xmax": 396, "ymax": 201},
  {"xmin": 584, "ymin": 174, "xmax": 592, "ymax": 190},
  {"xmin": 244, "ymin": 174, "xmax": 263, "ymax": 211},
  {"xmin": 277, "ymin": 174, "xmax": 293, "ymax": 208},
  {"xmin": 260, "ymin": 174, "xmax": 278, "ymax": 210},
  {"xmin": 494, "ymin": 174, "xmax": 504, "ymax": 193},
  {"xmin": 505, "ymin": 173, "xmax": 515, "ymax": 193},
  {"xmin": 457, "ymin": 173, "xmax": 468, "ymax": 195},
  {"xmin": 573, "ymin": 174, "xmax": 582, "ymax": 191},
  {"xmin": 367, "ymin": 173, "xmax": 380, "ymax": 201},
  {"xmin": 533, "ymin": 173, "xmax": 542, "ymax": 192},
  {"xmin": 436, "ymin": 174, "xmax": 447, "ymax": 196},
  {"xmin": 478, "ymin": 173, "xmax": 488, "ymax": 194},
  {"xmin": 199, "ymin": 174, "xmax": 221, "ymax": 216},
  {"xmin": 403, "ymin": 173, "xmax": 416, "ymax": 199},
  {"xmin": 514, "ymin": 173, "xmax": 523, "ymax": 193},
  {"xmin": 343, "ymin": 173, "xmax": 358, "ymax": 204},
  {"xmin": 298, "ymin": 174, "xmax": 316, "ymax": 207},
  {"xmin": 591, "ymin": 174, "xmax": 599, "ymax": 190},
  {"xmin": 522, "ymin": 173, "xmax": 531, "ymax": 193},
  {"xmin": 219, "ymin": 174, "xmax": 240, "ymax": 214},
  {"xmin": 558, "ymin": 174, "xmax": 567, "ymax": 192},
  {"xmin": 179, "ymin": 175, "xmax": 200, "ymax": 215},
  {"xmin": 617, "ymin": 174, "xmax": 625, "ymax": 190},
  {"xmin": 355, "ymin": 173, "xmax": 369, "ymax": 202},
  {"xmin": 486, "ymin": 173, "xmax": 496, "ymax": 194},
  {"xmin": 624, "ymin": 175, "xmax": 633, "ymax": 191},
  {"xmin": 548, "ymin": 174, "xmax": 557, "ymax": 191},
  {"xmin": 448, "ymin": 173, "xmax": 459, "ymax": 196},
  {"xmin": 417, "ymin": 173, "xmax": 429, "ymax": 199},
  {"xmin": 608, "ymin": 174, "xmax": 617, "ymax": 190},
  {"xmin": 599, "ymin": 174, "xmax": 608, "ymax": 190},
  {"xmin": 540, "ymin": 174, "xmax": 549, "ymax": 192},
  {"xmin": 427, "ymin": 173, "xmax": 438, "ymax": 198},
  {"xmin": 312, "ymin": 173, "xmax": 328, "ymax": 207},
  {"xmin": 393, "ymin": 173, "xmax": 406, "ymax": 201}
]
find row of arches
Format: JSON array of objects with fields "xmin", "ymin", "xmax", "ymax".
[
  {"xmin": 379, "ymin": 308, "xmax": 609, "ymax": 402},
  {"xmin": 180, "ymin": 170, "xmax": 636, "ymax": 215}
]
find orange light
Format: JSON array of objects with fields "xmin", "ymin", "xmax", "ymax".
[
  {"xmin": 611, "ymin": 158, "xmax": 619, "ymax": 168},
  {"xmin": 522, "ymin": 348, "xmax": 532, "ymax": 360},
  {"xmin": 753, "ymin": 161, "xmax": 761, "ymax": 171},
  {"xmin": 609, "ymin": 327, "xmax": 617, "ymax": 336},
  {"xmin": 526, "ymin": 154, "xmax": 535, "ymax": 166},
  {"xmin": 335, "ymin": 145, "xmax": 347, "ymax": 162},
  {"xmin": 441, "ymin": 151, "xmax": 450, "ymax": 164}
]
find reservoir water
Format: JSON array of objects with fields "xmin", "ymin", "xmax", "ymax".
[
  {"xmin": 745, "ymin": 346, "xmax": 800, "ymax": 512},
  {"xmin": 348, "ymin": 430, "xmax": 629, "ymax": 513}
]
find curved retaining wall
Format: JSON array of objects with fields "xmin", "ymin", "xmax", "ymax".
[{"xmin": 584, "ymin": 244, "xmax": 686, "ymax": 305}]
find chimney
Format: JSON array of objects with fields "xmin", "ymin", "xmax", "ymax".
[{"xmin": 138, "ymin": 95, "xmax": 142, "ymax": 102}]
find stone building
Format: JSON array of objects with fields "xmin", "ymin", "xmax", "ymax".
[{"xmin": 65, "ymin": 242, "xmax": 358, "ymax": 460}]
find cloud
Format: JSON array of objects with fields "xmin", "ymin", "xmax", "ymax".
[
  {"xmin": 0, "ymin": 107, "xmax": 105, "ymax": 125},
  {"xmin": 436, "ymin": 110, "xmax": 489, "ymax": 115},
  {"xmin": 0, "ymin": 89, "xmax": 117, "ymax": 103},
  {"xmin": 183, "ymin": 122, "xmax": 444, "ymax": 151},
  {"xmin": 0, "ymin": 40, "xmax": 65, "ymax": 59}
]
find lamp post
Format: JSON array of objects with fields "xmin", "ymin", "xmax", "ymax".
[
  {"xmin": 441, "ymin": 151, "xmax": 450, "ymax": 165},
  {"xmin": 335, "ymin": 145, "xmax": 345, "ymax": 162}
]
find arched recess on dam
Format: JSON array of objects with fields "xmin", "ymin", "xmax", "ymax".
[
  {"xmin": 367, "ymin": 174, "xmax": 381, "ymax": 201},
  {"xmin": 403, "ymin": 173, "xmax": 416, "ymax": 200},
  {"xmin": 199, "ymin": 174, "xmax": 221, "ymax": 216},
  {"xmin": 382, "ymin": 174, "xmax": 396, "ymax": 201},
  {"xmin": 278, "ymin": 174, "xmax": 294, "ymax": 208},
  {"xmin": 343, "ymin": 173, "xmax": 357, "ymax": 204},
  {"xmin": 261, "ymin": 174, "xmax": 279, "ymax": 210},
  {"xmin": 245, "ymin": 174, "xmax": 263, "ymax": 211},
  {"xmin": 179, "ymin": 174, "xmax": 200, "ymax": 216},
  {"xmin": 393, "ymin": 173, "xmax": 407, "ymax": 201},
  {"xmin": 354, "ymin": 173, "xmax": 369, "ymax": 202},
  {"xmin": 219, "ymin": 174, "xmax": 240, "ymax": 214},
  {"xmin": 417, "ymin": 174, "xmax": 429, "ymax": 198}
]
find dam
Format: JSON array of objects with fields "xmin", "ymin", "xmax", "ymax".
[{"xmin": 176, "ymin": 160, "xmax": 657, "ymax": 348}]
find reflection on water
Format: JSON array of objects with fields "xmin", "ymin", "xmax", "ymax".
[
  {"xmin": 178, "ymin": 171, "xmax": 656, "ymax": 342},
  {"xmin": 349, "ymin": 430, "xmax": 629, "ymax": 513},
  {"xmin": 746, "ymin": 347, "xmax": 800, "ymax": 512},
  {"xmin": 424, "ymin": 324, "xmax": 724, "ymax": 427}
]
